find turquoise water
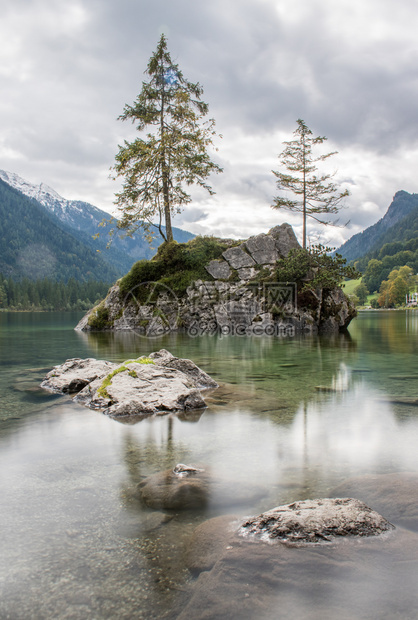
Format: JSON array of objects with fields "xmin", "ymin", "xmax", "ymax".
[{"xmin": 1, "ymin": 310, "xmax": 418, "ymax": 618}]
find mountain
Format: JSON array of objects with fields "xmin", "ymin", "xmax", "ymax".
[
  {"xmin": 336, "ymin": 191, "xmax": 418, "ymax": 262},
  {"xmin": 0, "ymin": 179, "xmax": 120, "ymax": 281},
  {"xmin": 0, "ymin": 169, "xmax": 195, "ymax": 277}
]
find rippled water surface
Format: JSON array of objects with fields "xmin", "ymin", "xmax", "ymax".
[{"xmin": 1, "ymin": 310, "xmax": 418, "ymax": 618}]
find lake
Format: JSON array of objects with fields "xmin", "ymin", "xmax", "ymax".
[{"xmin": 1, "ymin": 310, "xmax": 418, "ymax": 618}]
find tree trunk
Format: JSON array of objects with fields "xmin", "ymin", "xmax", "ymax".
[
  {"xmin": 302, "ymin": 165, "xmax": 307, "ymax": 249},
  {"xmin": 162, "ymin": 163, "xmax": 173, "ymax": 242},
  {"xmin": 160, "ymin": 74, "xmax": 174, "ymax": 244},
  {"xmin": 302, "ymin": 205, "xmax": 306, "ymax": 249}
]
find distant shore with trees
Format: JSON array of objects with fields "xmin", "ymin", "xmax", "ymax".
[
  {"xmin": 0, "ymin": 275, "xmax": 109, "ymax": 312},
  {"xmin": 344, "ymin": 264, "xmax": 418, "ymax": 310}
]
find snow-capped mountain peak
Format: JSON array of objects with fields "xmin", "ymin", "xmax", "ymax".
[
  {"xmin": 0, "ymin": 168, "xmax": 194, "ymax": 268},
  {"xmin": 0, "ymin": 169, "xmax": 67, "ymax": 210}
]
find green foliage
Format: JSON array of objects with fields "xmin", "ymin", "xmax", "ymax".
[
  {"xmin": 340, "ymin": 278, "xmax": 362, "ymax": 296},
  {"xmin": 275, "ymin": 245, "xmax": 360, "ymax": 291},
  {"xmin": 362, "ymin": 243, "xmax": 418, "ymax": 293},
  {"xmin": 136, "ymin": 357, "xmax": 155, "ymax": 364},
  {"xmin": 88, "ymin": 302, "xmax": 112, "ymax": 330},
  {"xmin": 348, "ymin": 294, "xmax": 360, "ymax": 307},
  {"xmin": 0, "ymin": 273, "xmax": 109, "ymax": 311},
  {"xmin": 378, "ymin": 266, "xmax": 417, "ymax": 308},
  {"xmin": 362, "ymin": 258, "xmax": 384, "ymax": 293},
  {"xmin": 112, "ymin": 34, "xmax": 222, "ymax": 243},
  {"xmin": 353, "ymin": 282, "xmax": 369, "ymax": 305},
  {"xmin": 271, "ymin": 119, "xmax": 349, "ymax": 248},
  {"xmin": 119, "ymin": 236, "xmax": 231, "ymax": 299}
]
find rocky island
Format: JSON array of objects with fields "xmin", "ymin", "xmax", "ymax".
[{"xmin": 75, "ymin": 223, "xmax": 356, "ymax": 336}]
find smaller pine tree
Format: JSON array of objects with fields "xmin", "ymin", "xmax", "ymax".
[{"xmin": 271, "ymin": 119, "xmax": 349, "ymax": 248}]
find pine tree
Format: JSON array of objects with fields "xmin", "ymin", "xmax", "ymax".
[
  {"xmin": 271, "ymin": 119, "xmax": 349, "ymax": 249},
  {"xmin": 113, "ymin": 34, "xmax": 222, "ymax": 243}
]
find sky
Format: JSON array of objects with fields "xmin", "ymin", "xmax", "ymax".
[{"xmin": 2, "ymin": 0, "xmax": 418, "ymax": 248}]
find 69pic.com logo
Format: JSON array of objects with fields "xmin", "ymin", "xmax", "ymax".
[
  {"xmin": 186, "ymin": 282, "xmax": 298, "ymax": 338},
  {"xmin": 120, "ymin": 282, "xmax": 180, "ymax": 339},
  {"xmin": 260, "ymin": 282, "xmax": 297, "ymax": 316}
]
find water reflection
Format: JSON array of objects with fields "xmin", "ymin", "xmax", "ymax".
[
  {"xmin": 351, "ymin": 309, "xmax": 418, "ymax": 355},
  {"xmin": 2, "ymin": 312, "xmax": 418, "ymax": 619},
  {"xmin": 406, "ymin": 309, "xmax": 418, "ymax": 334}
]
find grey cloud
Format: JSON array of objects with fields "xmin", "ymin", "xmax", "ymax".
[{"xmin": 1, "ymin": 0, "xmax": 418, "ymax": 242}]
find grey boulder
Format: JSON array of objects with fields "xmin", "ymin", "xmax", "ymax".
[
  {"xmin": 239, "ymin": 497, "xmax": 394, "ymax": 544},
  {"xmin": 205, "ymin": 259, "xmax": 231, "ymax": 280},
  {"xmin": 222, "ymin": 246, "xmax": 255, "ymax": 269},
  {"xmin": 245, "ymin": 233, "xmax": 279, "ymax": 265},
  {"xmin": 148, "ymin": 349, "xmax": 218, "ymax": 389},
  {"xmin": 41, "ymin": 358, "xmax": 118, "ymax": 394},
  {"xmin": 76, "ymin": 362, "xmax": 207, "ymax": 417},
  {"xmin": 269, "ymin": 222, "xmax": 301, "ymax": 257},
  {"xmin": 40, "ymin": 349, "xmax": 217, "ymax": 418}
]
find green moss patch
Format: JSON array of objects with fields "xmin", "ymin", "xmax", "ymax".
[
  {"xmin": 88, "ymin": 302, "xmax": 113, "ymax": 330},
  {"xmin": 97, "ymin": 357, "xmax": 155, "ymax": 399},
  {"xmin": 119, "ymin": 236, "xmax": 235, "ymax": 300},
  {"xmin": 97, "ymin": 365, "xmax": 129, "ymax": 399}
]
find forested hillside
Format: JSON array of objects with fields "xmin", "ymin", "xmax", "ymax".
[
  {"xmin": 0, "ymin": 180, "xmax": 120, "ymax": 282},
  {"xmin": 337, "ymin": 191, "xmax": 418, "ymax": 262},
  {"xmin": 0, "ymin": 169, "xmax": 195, "ymax": 277}
]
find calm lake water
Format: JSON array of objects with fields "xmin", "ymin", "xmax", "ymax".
[{"xmin": 1, "ymin": 310, "xmax": 418, "ymax": 619}]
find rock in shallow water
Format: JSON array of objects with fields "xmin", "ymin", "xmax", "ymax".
[
  {"xmin": 75, "ymin": 363, "xmax": 207, "ymax": 417},
  {"xmin": 137, "ymin": 465, "xmax": 266, "ymax": 511},
  {"xmin": 239, "ymin": 498, "xmax": 394, "ymax": 544},
  {"xmin": 331, "ymin": 472, "xmax": 418, "ymax": 531},
  {"xmin": 178, "ymin": 525, "xmax": 418, "ymax": 620},
  {"xmin": 41, "ymin": 358, "xmax": 118, "ymax": 394},
  {"xmin": 40, "ymin": 349, "xmax": 217, "ymax": 418},
  {"xmin": 185, "ymin": 514, "xmax": 239, "ymax": 575}
]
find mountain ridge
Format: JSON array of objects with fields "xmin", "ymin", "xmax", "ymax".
[
  {"xmin": 0, "ymin": 169, "xmax": 195, "ymax": 278},
  {"xmin": 337, "ymin": 190, "xmax": 418, "ymax": 262},
  {"xmin": 0, "ymin": 179, "xmax": 120, "ymax": 281}
]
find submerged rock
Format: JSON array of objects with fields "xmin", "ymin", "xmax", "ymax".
[
  {"xmin": 40, "ymin": 350, "xmax": 217, "ymax": 418},
  {"xmin": 178, "ymin": 495, "xmax": 399, "ymax": 619},
  {"xmin": 185, "ymin": 514, "xmax": 239, "ymax": 575},
  {"xmin": 331, "ymin": 472, "xmax": 418, "ymax": 531},
  {"xmin": 239, "ymin": 498, "xmax": 394, "ymax": 544},
  {"xmin": 137, "ymin": 465, "xmax": 266, "ymax": 511},
  {"xmin": 178, "ymin": 525, "xmax": 418, "ymax": 620}
]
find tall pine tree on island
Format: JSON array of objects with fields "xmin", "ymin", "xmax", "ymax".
[
  {"xmin": 271, "ymin": 119, "xmax": 349, "ymax": 249},
  {"xmin": 113, "ymin": 34, "xmax": 222, "ymax": 243}
]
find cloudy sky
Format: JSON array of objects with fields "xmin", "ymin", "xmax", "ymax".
[{"xmin": 2, "ymin": 0, "xmax": 418, "ymax": 247}]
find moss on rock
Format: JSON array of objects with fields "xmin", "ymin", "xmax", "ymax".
[
  {"xmin": 119, "ymin": 236, "xmax": 234, "ymax": 299},
  {"xmin": 87, "ymin": 302, "xmax": 113, "ymax": 330}
]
